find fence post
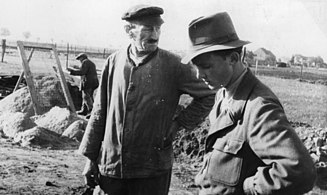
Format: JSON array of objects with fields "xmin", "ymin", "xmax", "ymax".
[
  {"xmin": 103, "ymin": 48, "xmax": 106, "ymax": 59},
  {"xmin": 255, "ymin": 60, "xmax": 258, "ymax": 75},
  {"xmin": 300, "ymin": 64, "xmax": 303, "ymax": 81},
  {"xmin": 1, "ymin": 39, "xmax": 6, "ymax": 62},
  {"xmin": 66, "ymin": 43, "xmax": 69, "ymax": 69}
]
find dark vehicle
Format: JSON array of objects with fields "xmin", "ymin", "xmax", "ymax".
[{"xmin": 276, "ymin": 62, "xmax": 287, "ymax": 67}]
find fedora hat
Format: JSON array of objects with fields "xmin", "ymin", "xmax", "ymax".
[{"xmin": 182, "ymin": 12, "xmax": 250, "ymax": 64}]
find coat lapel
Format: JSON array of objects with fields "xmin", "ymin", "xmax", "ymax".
[{"xmin": 208, "ymin": 69, "xmax": 258, "ymax": 137}]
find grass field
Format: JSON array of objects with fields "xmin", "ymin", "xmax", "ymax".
[
  {"xmin": 257, "ymin": 75, "xmax": 327, "ymax": 128},
  {"xmin": 252, "ymin": 66, "xmax": 327, "ymax": 85}
]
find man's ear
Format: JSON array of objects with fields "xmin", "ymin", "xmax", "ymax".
[
  {"xmin": 230, "ymin": 52, "xmax": 239, "ymax": 64},
  {"xmin": 124, "ymin": 25, "xmax": 135, "ymax": 39},
  {"xmin": 124, "ymin": 25, "xmax": 131, "ymax": 34}
]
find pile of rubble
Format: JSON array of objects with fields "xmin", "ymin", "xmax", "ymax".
[{"xmin": 0, "ymin": 75, "xmax": 86, "ymax": 149}]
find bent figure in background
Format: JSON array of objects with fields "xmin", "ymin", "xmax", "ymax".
[{"xmin": 67, "ymin": 53, "xmax": 99, "ymax": 118}]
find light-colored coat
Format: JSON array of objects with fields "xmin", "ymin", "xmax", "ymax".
[{"xmin": 195, "ymin": 70, "xmax": 316, "ymax": 195}]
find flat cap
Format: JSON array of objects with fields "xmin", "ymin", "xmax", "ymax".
[
  {"xmin": 75, "ymin": 53, "xmax": 87, "ymax": 60},
  {"xmin": 122, "ymin": 4, "xmax": 164, "ymax": 25}
]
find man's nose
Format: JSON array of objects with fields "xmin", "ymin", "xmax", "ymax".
[{"xmin": 152, "ymin": 27, "xmax": 160, "ymax": 36}]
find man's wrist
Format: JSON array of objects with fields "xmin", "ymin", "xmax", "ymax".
[{"xmin": 243, "ymin": 176, "xmax": 256, "ymax": 195}]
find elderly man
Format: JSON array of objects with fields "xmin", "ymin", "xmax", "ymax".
[
  {"xmin": 182, "ymin": 12, "xmax": 316, "ymax": 195},
  {"xmin": 78, "ymin": 4, "xmax": 215, "ymax": 195},
  {"xmin": 67, "ymin": 53, "xmax": 99, "ymax": 117}
]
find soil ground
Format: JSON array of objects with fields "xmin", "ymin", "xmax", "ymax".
[
  {"xmin": 0, "ymin": 137, "xmax": 198, "ymax": 195},
  {"xmin": 1, "ymin": 136, "xmax": 326, "ymax": 195}
]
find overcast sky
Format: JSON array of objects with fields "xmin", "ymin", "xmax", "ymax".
[{"xmin": 1, "ymin": 0, "xmax": 327, "ymax": 61}]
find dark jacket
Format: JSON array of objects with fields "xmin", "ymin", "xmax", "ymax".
[
  {"xmin": 195, "ymin": 70, "xmax": 316, "ymax": 195},
  {"xmin": 79, "ymin": 47, "xmax": 216, "ymax": 178},
  {"xmin": 69, "ymin": 58, "xmax": 99, "ymax": 90}
]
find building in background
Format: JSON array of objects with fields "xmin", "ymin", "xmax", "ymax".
[{"xmin": 254, "ymin": 48, "xmax": 276, "ymax": 66}]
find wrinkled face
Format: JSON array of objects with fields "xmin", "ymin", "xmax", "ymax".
[
  {"xmin": 192, "ymin": 52, "xmax": 233, "ymax": 90},
  {"xmin": 129, "ymin": 23, "xmax": 161, "ymax": 54}
]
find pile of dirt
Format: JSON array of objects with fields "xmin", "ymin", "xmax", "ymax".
[
  {"xmin": 33, "ymin": 106, "xmax": 81, "ymax": 135},
  {"xmin": 174, "ymin": 121, "xmax": 327, "ymax": 162},
  {"xmin": 0, "ymin": 87, "xmax": 34, "ymax": 117},
  {"xmin": 0, "ymin": 75, "xmax": 86, "ymax": 148},
  {"xmin": 0, "ymin": 111, "xmax": 36, "ymax": 138},
  {"xmin": 13, "ymin": 126, "xmax": 79, "ymax": 149},
  {"xmin": 62, "ymin": 120, "xmax": 87, "ymax": 142},
  {"xmin": 173, "ymin": 119, "xmax": 209, "ymax": 164}
]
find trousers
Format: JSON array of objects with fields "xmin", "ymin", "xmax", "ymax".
[
  {"xmin": 82, "ymin": 88, "xmax": 95, "ymax": 111},
  {"xmin": 93, "ymin": 169, "xmax": 172, "ymax": 195}
]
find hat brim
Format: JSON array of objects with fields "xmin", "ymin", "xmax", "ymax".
[{"xmin": 181, "ymin": 39, "xmax": 251, "ymax": 64}]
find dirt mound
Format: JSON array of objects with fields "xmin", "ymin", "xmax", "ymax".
[
  {"xmin": 33, "ymin": 106, "xmax": 81, "ymax": 135},
  {"xmin": 62, "ymin": 120, "xmax": 87, "ymax": 142},
  {"xmin": 0, "ymin": 75, "xmax": 74, "ymax": 116},
  {"xmin": 0, "ymin": 75, "xmax": 86, "ymax": 148},
  {"xmin": 13, "ymin": 126, "xmax": 79, "ymax": 149},
  {"xmin": 173, "ymin": 119, "xmax": 327, "ymax": 166},
  {"xmin": 0, "ymin": 87, "xmax": 34, "ymax": 117},
  {"xmin": 173, "ymin": 119, "xmax": 208, "ymax": 165},
  {"xmin": 34, "ymin": 75, "xmax": 68, "ymax": 113},
  {"xmin": 0, "ymin": 112, "xmax": 36, "ymax": 137}
]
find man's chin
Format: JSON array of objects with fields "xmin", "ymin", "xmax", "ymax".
[{"xmin": 144, "ymin": 46, "xmax": 158, "ymax": 53}]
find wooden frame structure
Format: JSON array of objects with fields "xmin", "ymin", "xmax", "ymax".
[{"xmin": 16, "ymin": 41, "xmax": 76, "ymax": 115}]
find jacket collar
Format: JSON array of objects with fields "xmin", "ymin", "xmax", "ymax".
[{"xmin": 208, "ymin": 68, "xmax": 258, "ymax": 137}]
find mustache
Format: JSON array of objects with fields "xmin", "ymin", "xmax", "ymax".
[{"xmin": 147, "ymin": 39, "xmax": 158, "ymax": 43}]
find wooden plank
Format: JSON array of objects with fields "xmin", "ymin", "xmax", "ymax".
[
  {"xmin": 17, "ymin": 41, "xmax": 53, "ymax": 50},
  {"xmin": 66, "ymin": 43, "xmax": 69, "ymax": 69},
  {"xmin": 52, "ymin": 45, "xmax": 76, "ymax": 113},
  {"xmin": 16, "ymin": 42, "xmax": 41, "ymax": 115},
  {"xmin": 14, "ymin": 48, "xmax": 35, "ymax": 91}
]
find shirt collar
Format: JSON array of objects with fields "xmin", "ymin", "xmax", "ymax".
[
  {"xmin": 223, "ymin": 68, "xmax": 248, "ymax": 100},
  {"xmin": 127, "ymin": 45, "xmax": 159, "ymax": 66}
]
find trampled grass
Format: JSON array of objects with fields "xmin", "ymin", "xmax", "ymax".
[{"xmin": 257, "ymin": 75, "xmax": 327, "ymax": 128}]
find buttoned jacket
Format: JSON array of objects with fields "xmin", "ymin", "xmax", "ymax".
[{"xmin": 79, "ymin": 47, "xmax": 215, "ymax": 178}]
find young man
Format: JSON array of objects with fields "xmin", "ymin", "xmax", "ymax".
[
  {"xmin": 67, "ymin": 53, "xmax": 99, "ymax": 117},
  {"xmin": 78, "ymin": 4, "xmax": 215, "ymax": 195},
  {"xmin": 182, "ymin": 12, "xmax": 316, "ymax": 195}
]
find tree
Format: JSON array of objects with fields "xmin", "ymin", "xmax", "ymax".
[
  {"xmin": 0, "ymin": 28, "xmax": 10, "ymax": 37},
  {"xmin": 245, "ymin": 50, "xmax": 255, "ymax": 66},
  {"xmin": 22, "ymin": 31, "xmax": 31, "ymax": 40},
  {"xmin": 315, "ymin": 56, "xmax": 324, "ymax": 64},
  {"xmin": 290, "ymin": 55, "xmax": 295, "ymax": 65}
]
